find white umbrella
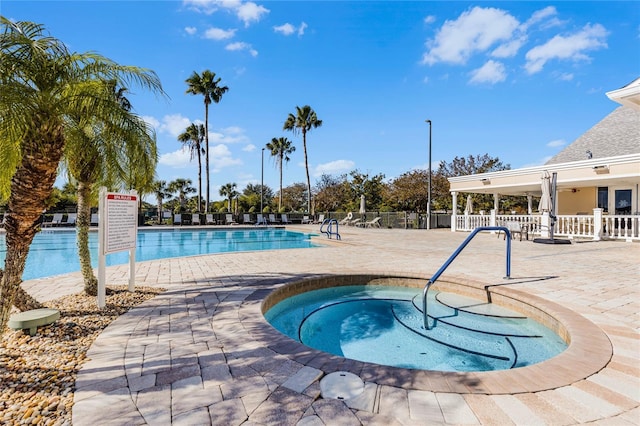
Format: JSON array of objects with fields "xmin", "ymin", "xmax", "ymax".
[
  {"xmin": 538, "ymin": 171, "xmax": 552, "ymax": 212},
  {"xmin": 464, "ymin": 194, "xmax": 473, "ymax": 215},
  {"xmin": 359, "ymin": 194, "xmax": 366, "ymax": 216}
]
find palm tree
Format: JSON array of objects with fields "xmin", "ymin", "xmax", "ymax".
[
  {"xmin": 219, "ymin": 182, "xmax": 237, "ymax": 212},
  {"xmin": 153, "ymin": 180, "xmax": 171, "ymax": 223},
  {"xmin": 167, "ymin": 178, "xmax": 196, "ymax": 212},
  {"xmin": 185, "ymin": 70, "xmax": 228, "ymax": 213},
  {"xmin": 283, "ymin": 105, "xmax": 322, "ymax": 213},
  {"xmin": 0, "ymin": 18, "xmax": 164, "ymax": 333},
  {"xmin": 178, "ymin": 123, "xmax": 206, "ymax": 212},
  {"xmin": 266, "ymin": 137, "xmax": 296, "ymax": 212},
  {"xmin": 64, "ymin": 81, "xmax": 157, "ymax": 296}
]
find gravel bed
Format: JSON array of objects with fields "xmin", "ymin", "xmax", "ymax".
[{"xmin": 0, "ymin": 286, "xmax": 164, "ymax": 425}]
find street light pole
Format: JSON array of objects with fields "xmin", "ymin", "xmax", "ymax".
[
  {"xmin": 426, "ymin": 119, "xmax": 432, "ymax": 230},
  {"xmin": 261, "ymin": 148, "xmax": 265, "ymax": 215}
]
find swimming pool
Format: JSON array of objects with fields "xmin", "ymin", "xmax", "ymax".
[
  {"xmin": 265, "ymin": 284, "xmax": 568, "ymax": 372},
  {"xmin": 0, "ymin": 228, "xmax": 318, "ymax": 280}
]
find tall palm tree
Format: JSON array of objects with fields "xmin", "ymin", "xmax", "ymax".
[
  {"xmin": 167, "ymin": 178, "xmax": 195, "ymax": 212},
  {"xmin": 0, "ymin": 18, "xmax": 164, "ymax": 333},
  {"xmin": 185, "ymin": 70, "xmax": 228, "ymax": 213},
  {"xmin": 283, "ymin": 105, "xmax": 322, "ymax": 213},
  {"xmin": 266, "ymin": 137, "xmax": 296, "ymax": 212},
  {"xmin": 178, "ymin": 123, "xmax": 205, "ymax": 212},
  {"xmin": 219, "ymin": 182, "xmax": 237, "ymax": 212},
  {"xmin": 64, "ymin": 81, "xmax": 157, "ymax": 296},
  {"xmin": 153, "ymin": 180, "xmax": 171, "ymax": 223}
]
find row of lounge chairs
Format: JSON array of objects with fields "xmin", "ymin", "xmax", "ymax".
[{"xmin": 336, "ymin": 213, "xmax": 382, "ymax": 228}]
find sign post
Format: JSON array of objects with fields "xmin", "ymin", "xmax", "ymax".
[{"xmin": 97, "ymin": 188, "xmax": 138, "ymax": 308}]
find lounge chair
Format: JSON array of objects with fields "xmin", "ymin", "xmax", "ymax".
[
  {"xmin": 56, "ymin": 213, "xmax": 76, "ymax": 227},
  {"xmin": 281, "ymin": 214, "xmax": 290, "ymax": 224},
  {"xmin": 364, "ymin": 216, "xmax": 382, "ymax": 228},
  {"xmin": 349, "ymin": 217, "xmax": 362, "ymax": 227},
  {"xmin": 338, "ymin": 212, "xmax": 353, "ymax": 226},
  {"xmin": 243, "ymin": 213, "xmax": 254, "ymax": 225},
  {"xmin": 313, "ymin": 214, "xmax": 325, "ymax": 224},
  {"xmin": 191, "ymin": 214, "xmax": 201, "ymax": 225},
  {"xmin": 269, "ymin": 213, "xmax": 279, "ymax": 224},
  {"xmin": 256, "ymin": 214, "xmax": 267, "ymax": 225},
  {"xmin": 43, "ymin": 213, "xmax": 63, "ymax": 227},
  {"xmin": 90, "ymin": 213, "xmax": 99, "ymax": 226},
  {"xmin": 226, "ymin": 214, "xmax": 237, "ymax": 225},
  {"xmin": 206, "ymin": 214, "xmax": 216, "ymax": 225},
  {"xmin": 162, "ymin": 211, "xmax": 172, "ymax": 225},
  {"xmin": 302, "ymin": 215, "xmax": 312, "ymax": 224},
  {"xmin": 174, "ymin": 214, "xmax": 182, "ymax": 226}
]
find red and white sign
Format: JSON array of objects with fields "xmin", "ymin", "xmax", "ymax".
[{"xmin": 103, "ymin": 192, "xmax": 138, "ymax": 254}]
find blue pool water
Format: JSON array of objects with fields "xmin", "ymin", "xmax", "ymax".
[
  {"xmin": 0, "ymin": 228, "xmax": 317, "ymax": 280},
  {"xmin": 265, "ymin": 285, "xmax": 568, "ymax": 372}
]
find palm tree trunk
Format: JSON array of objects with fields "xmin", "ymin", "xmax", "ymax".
[
  {"xmin": 279, "ymin": 153, "xmax": 283, "ymax": 211},
  {"xmin": 77, "ymin": 181, "xmax": 98, "ymax": 296},
  {"xmin": 197, "ymin": 148, "xmax": 202, "ymax": 213},
  {"xmin": 0, "ymin": 123, "xmax": 64, "ymax": 334},
  {"xmin": 302, "ymin": 131, "xmax": 311, "ymax": 213},
  {"xmin": 204, "ymin": 103, "xmax": 210, "ymax": 212}
]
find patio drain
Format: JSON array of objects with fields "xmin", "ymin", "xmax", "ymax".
[{"xmin": 320, "ymin": 371, "xmax": 364, "ymax": 400}]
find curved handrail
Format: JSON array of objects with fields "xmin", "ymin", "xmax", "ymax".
[
  {"xmin": 320, "ymin": 218, "xmax": 341, "ymax": 240},
  {"xmin": 423, "ymin": 226, "xmax": 511, "ymax": 330}
]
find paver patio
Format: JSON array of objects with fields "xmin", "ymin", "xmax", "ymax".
[{"xmin": 22, "ymin": 225, "xmax": 640, "ymax": 425}]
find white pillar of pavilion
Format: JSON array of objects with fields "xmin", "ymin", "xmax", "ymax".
[{"xmin": 451, "ymin": 191, "xmax": 458, "ymax": 232}]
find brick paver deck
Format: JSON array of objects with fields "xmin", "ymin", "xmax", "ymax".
[{"xmin": 22, "ymin": 225, "xmax": 640, "ymax": 425}]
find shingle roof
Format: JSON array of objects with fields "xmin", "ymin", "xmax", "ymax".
[{"xmin": 546, "ymin": 106, "xmax": 640, "ymax": 164}]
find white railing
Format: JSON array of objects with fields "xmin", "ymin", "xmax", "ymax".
[
  {"xmin": 602, "ymin": 215, "xmax": 639, "ymax": 242},
  {"xmin": 453, "ymin": 210, "xmax": 639, "ymax": 242}
]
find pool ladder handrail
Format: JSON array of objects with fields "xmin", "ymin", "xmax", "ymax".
[
  {"xmin": 423, "ymin": 226, "xmax": 512, "ymax": 330},
  {"xmin": 319, "ymin": 218, "xmax": 341, "ymax": 240}
]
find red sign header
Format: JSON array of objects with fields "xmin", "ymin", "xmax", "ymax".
[{"xmin": 107, "ymin": 194, "xmax": 138, "ymax": 202}]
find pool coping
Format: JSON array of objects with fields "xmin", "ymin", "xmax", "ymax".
[{"xmin": 247, "ymin": 273, "xmax": 613, "ymax": 395}]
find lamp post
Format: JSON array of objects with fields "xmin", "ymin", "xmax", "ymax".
[
  {"xmin": 260, "ymin": 148, "xmax": 265, "ymax": 215},
  {"xmin": 426, "ymin": 119, "xmax": 432, "ymax": 230}
]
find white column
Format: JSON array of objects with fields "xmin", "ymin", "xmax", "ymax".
[
  {"xmin": 490, "ymin": 209, "xmax": 496, "ymax": 234},
  {"xmin": 527, "ymin": 195, "xmax": 533, "ymax": 215},
  {"xmin": 593, "ymin": 208, "xmax": 602, "ymax": 241},
  {"xmin": 493, "ymin": 193, "xmax": 499, "ymax": 213},
  {"xmin": 451, "ymin": 191, "xmax": 458, "ymax": 232}
]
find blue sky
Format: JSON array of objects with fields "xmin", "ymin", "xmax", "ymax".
[{"xmin": 4, "ymin": 1, "xmax": 639, "ymax": 200}]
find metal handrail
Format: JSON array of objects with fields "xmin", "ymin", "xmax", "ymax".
[
  {"xmin": 423, "ymin": 226, "xmax": 512, "ymax": 330},
  {"xmin": 320, "ymin": 218, "xmax": 341, "ymax": 240}
]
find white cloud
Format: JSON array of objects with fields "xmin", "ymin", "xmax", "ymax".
[
  {"xmin": 157, "ymin": 114, "xmax": 192, "ymax": 138},
  {"xmin": 209, "ymin": 126, "xmax": 250, "ymax": 144},
  {"xmin": 422, "ymin": 7, "xmax": 519, "ymax": 65},
  {"xmin": 159, "ymin": 148, "xmax": 192, "ymax": 168},
  {"xmin": 424, "ymin": 15, "xmax": 436, "ymax": 25},
  {"xmin": 557, "ymin": 72, "xmax": 574, "ymax": 81},
  {"xmin": 184, "ymin": 26, "xmax": 197, "ymax": 35},
  {"xmin": 524, "ymin": 23, "xmax": 608, "ymax": 74},
  {"xmin": 225, "ymin": 41, "xmax": 258, "ymax": 56},
  {"xmin": 274, "ymin": 22, "xmax": 307, "ymax": 37},
  {"xmin": 142, "ymin": 115, "xmax": 160, "ymax": 130},
  {"xmin": 469, "ymin": 60, "xmax": 507, "ymax": 84},
  {"xmin": 273, "ymin": 23, "xmax": 295, "ymax": 36},
  {"xmin": 183, "ymin": 0, "xmax": 268, "ymax": 26},
  {"xmin": 243, "ymin": 144, "xmax": 256, "ymax": 152},
  {"xmin": 313, "ymin": 160, "xmax": 355, "ymax": 177},
  {"xmin": 236, "ymin": 2, "xmax": 269, "ymax": 27},
  {"xmin": 204, "ymin": 27, "xmax": 236, "ymax": 40},
  {"xmin": 298, "ymin": 22, "xmax": 307, "ymax": 36},
  {"xmin": 547, "ymin": 139, "xmax": 566, "ymax": 148},
  {"xmin": 210, "ymin": 144, "xmax": 243, "ymax": 172}
]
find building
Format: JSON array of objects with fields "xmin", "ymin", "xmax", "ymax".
[{"xmin": 448, "ymin": 78, "xmax": 640, "ymax": 242}]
